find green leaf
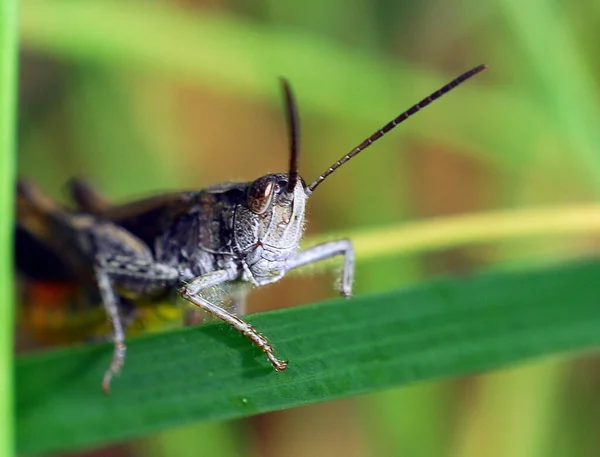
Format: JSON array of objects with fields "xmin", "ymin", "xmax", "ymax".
[{"xmin": 17, "ymin": 259, "xmax": 600, "ymax": 455}]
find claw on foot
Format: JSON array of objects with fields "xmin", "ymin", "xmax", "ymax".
[
  {"xmin": 268, "ymin": 354, "xmax": 288, "ymax": 371},
  {"xmin": 102, "ymin": 377, "xmax": 112, "ymax": 395},
  {"xmin": 102, "ymin": 342, "xmax": 126, "ymax": 394}
]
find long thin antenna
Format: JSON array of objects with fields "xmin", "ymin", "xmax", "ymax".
[
  {"xmin": 306, "ymin": 64, "xmax": 487, "ymax": 194},
  {"xmin": 280, "ymin": 78, "xmax": 299, "ymax": 193}
]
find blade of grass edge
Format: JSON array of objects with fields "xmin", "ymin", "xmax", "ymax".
[
  {"xmin": 16, "ymin": 258, "xmax": 600, "ymax": 455},
  {"xmin": 0, "ymin": 0, "xmax": 18, "ymax": 455}
]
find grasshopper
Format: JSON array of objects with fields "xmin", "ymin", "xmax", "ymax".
[{"xmin": 16, "ymin": 64, "xmax": 486, "ymax": 392}]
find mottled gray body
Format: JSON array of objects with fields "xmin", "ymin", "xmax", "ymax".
[{"xmin": 17, "ymin": 172, "xmax": 354, "ymax": 392}]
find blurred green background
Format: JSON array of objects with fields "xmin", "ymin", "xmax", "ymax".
[{"xmin": 14, "ymin": 0, "xmax": 600, "ymax": 456}]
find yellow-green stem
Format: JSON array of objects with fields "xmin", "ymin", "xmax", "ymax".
[
  {"xmin": 306, "ymin": 204, "xmax": 600, "ymax": 262},
  {"xmin": 0, "ymin": 0, "xmax": 18, "ymax": 455}
]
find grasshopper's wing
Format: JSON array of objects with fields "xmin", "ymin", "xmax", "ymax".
[
  {"xmin": 67, "ymin": 179, "xmax": 250, "ymax": 248},
  {"xmin": 65, "ymin": 177, "xmax": 200, "ymax": 246},
  {"xmin": 88, "ymin": 191, "xmax": 198, "ymax": 247}
]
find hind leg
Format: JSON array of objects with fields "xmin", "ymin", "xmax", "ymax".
[{"xmin": 67, "ymin": 177, "xmax": 111, "ymax": 213}]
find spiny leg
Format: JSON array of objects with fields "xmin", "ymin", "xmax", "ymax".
[
  {"xmin": 95, "ymin": 268, "xmax": 126, "ymax": 394},
  {"xmin": 179, "ymin": 270, "xmax": 287, "ymax": 371},
  {"xmin": 285, "ymin": 239, "xmax": 355, "ymax": 297},
  {"xmin": 95, "ymin": 254, "xmax": 178, "ymax": 392},
  {"xmin": 183, "ymin": 284, "xmax": 247, "ymax": 325}
]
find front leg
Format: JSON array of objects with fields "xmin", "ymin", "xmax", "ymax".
[
  {"xmin": 183, "ymin": 284, "xmax": 248, "ymax": 325},
  {"xmin": 286, "ymin": 239, "xmax": 355, "ymax": 297},
  {"xmin": 179, "ymin": 271, "xmax": 287, "ymax": 371}
]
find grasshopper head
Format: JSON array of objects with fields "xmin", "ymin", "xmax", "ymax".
[
  {"xmin": 234, "ymin": 172, "xmax": 307, "ymax": 282},
  {"xmin": 246, "ymin": 172, "xmax": 307, "ymax": 247}
]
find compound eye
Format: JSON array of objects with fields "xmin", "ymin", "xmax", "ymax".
[{"xmin": 248, "ymin": 178, "xmax": 275, "ymax": 214}]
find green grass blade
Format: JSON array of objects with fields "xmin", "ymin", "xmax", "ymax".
[
  {"xmin": 0, "ymin": 0, "xmax": 18, "ymax": 455},
  {"xmin": 17, "ymin": 259, "xmax": 600, "ymax": 455},
  {"xmin": 302, "ymin": 204, "xmax": 600, "ymax": 271},
  {"xmin": 499, "ymin": 0, "xmax": 600, "ymax": 192}
]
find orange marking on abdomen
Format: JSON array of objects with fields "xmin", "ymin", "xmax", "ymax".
[{"xmin": 28, "ymin": 281, "xmax": 78, "ymax": 309}]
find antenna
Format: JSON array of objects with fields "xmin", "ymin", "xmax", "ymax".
[
  {"xmin": 280, "ymin": 78, "xmax": 300, "ymax": 193},
  {"xmin": 306, "ymin": 64, "xmax": 487, "ymax": 194}
]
